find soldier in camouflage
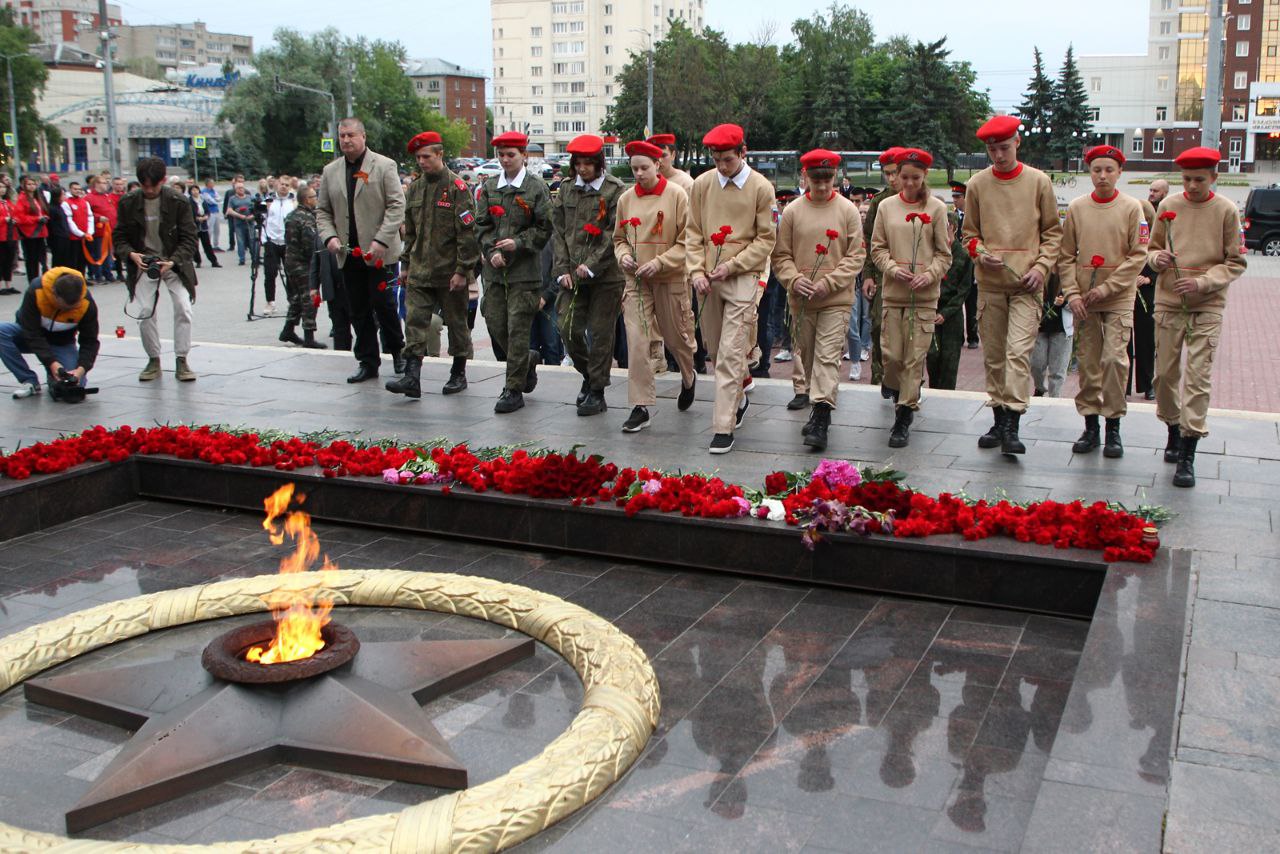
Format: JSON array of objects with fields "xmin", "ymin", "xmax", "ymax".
[
  {"xmin": 925, "ymin": 213, "xmax": 974, "ymax": 390},
  {"xmin": 279, "ymin": 185, "xmax": 326, "ymax": 349},
  {"xmin": 475, "ymin": 131, "xmax": 554, "ymax": 414},
  {"xmin": 387, "ymin": 132, "xmax": 481, "ymax": 399}
]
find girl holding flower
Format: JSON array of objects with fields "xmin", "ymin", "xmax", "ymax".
[{"xmin": 869, "ymin": 148, "xmax": 951, "ymax": 448}]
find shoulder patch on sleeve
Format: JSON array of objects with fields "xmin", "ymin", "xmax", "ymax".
[{"xmin": 454, "ymin": 178, "xmax": 468, "ymax": 192}]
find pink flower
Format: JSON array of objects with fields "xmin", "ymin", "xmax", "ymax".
[
  {"xmin": 814, "ymin": 458, "xmax": 862, "ymax": 489},
  {"xmin": 642, "ymin": 478, "xmax": 662, "ymax": 495},
  {"xmin": 382, "ymin": 468, "xmax": 400, "ymax": 484},
  {"xmin": 731, "ymin": 496, "xmax": 751, "ymax": 517}
]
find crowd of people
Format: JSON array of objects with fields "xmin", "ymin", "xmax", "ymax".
[{"xmin": 0, "ymin": 114, "xmax": 1245, "ymax": 490}]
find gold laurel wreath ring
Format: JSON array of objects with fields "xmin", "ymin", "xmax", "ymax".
[{"xmin": 0, "ymin": 569, "xmax": 661, "ymax": 852}]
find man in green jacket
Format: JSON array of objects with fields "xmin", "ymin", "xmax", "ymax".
[
  {"xmin": 475, "ymin": 131, "xmax": 553, "ymax": 413},
  {"xmin": 279, "ymin": 185, "xmax": 326, "ymax": 350},
  {"xmin": 862, "ymin": 147, "xmax": 903, "ymax": 397},
  {"xmin": 388, "ymin": 132, "xmax": 481, "ymax": 399},
  {"xmin": 551, "ymin": 134, "xmax": 627, "ymax": 416},
  {"xmin": 926, "ymin": 215, "xmax": 974, "ymax": 390}
]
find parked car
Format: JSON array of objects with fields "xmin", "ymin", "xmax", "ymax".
[
  {"xmin": 475, "ymin": 159, "xmax": 503, "ymax": 179},
  {"xmin": 1242, "ymin": 187, "xmax": 1280, "ymax": 255}
]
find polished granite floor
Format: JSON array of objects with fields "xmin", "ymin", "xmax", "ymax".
[{"xmin": 0, "ymin": 502, "xmax": 1088, "ymax": 851}]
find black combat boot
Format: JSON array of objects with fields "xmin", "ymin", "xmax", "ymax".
[
  {"xmin": 1173, "ymin": 436, "xmax": 1198, "ymax": 488},
  {"xmin": 578, "ymin": 389, "xmax": 607, "ymax": 416},
  {"xmin": 495, "ymin": 389, "xmax": 524, "ymax": 413},
  {"xmin": 1163, "ymin": 423, "xmax": 1181, "ymax": 463},
  {"xmin": 1001, "ymin": 409, "xmax": 1026, "ymax": 455},
  {"xmin": 392, "ymin": 352, "xmax": 406, "ymax": 375},
  {"xmin": 803, "ymin": 403, "xmax": 832, "ymax": 451},
  {"xmin": 978, "ymin": 407, "xmax": 1005, "ymax": 449},
  {"xmin": 801, "ymin": 407, "xmax": 819, "ymax": 437},
  {"xmin": 442, "ymin": 356, "xmax": 467, "ymax": 395},
  {"xmin": 384, "ymin": 357, "xmax": 421, "ymax": 399},
  {"xmin": 888, "ymin": 405, "xmax": 914, "ymax": 448},
  {"xmin": 576, "ymin": 378, "xmax": 590, "ymax": 406},
  {"xmin": 301, "ymin": 329, "xmax": 327, "ymax": 349},
  {"xmin": 1072, "ymin": 415, "xmax": 1100, "ymax": 454},
  {"xmin": 1103, "ymin": 418, "xmax": 1124, "ymax": 458},
  {"xmin": 278, "ymin": 323, "xmax": 304, "ymax": 346}
]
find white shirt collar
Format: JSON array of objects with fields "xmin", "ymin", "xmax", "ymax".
[
  {"xmin": 497, "ymin": 167, "xmax": 526, "ymax": 189},
  {"xmin": 717, "ymin": 163, "xmax": 752, "ymax": 189},
  {"xmin": 574, "ymin": 174, "xmax": 606, "ymax": 192}
]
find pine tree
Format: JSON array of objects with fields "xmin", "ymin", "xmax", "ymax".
[
  {"xmin": 1016, "ymin": 48, "xmax": 1055, "ymax": 167},
  {"xmin": 1050, "ymin": 45, "xmax": 1092, "ymax": 170}
]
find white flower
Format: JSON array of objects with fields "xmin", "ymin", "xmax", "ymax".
[{"xmin": 760, "ymin": 498, "xmax": 787, "ymax": 522}]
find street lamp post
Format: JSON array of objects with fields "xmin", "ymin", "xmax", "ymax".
[
  {"xmin": 97, "ymin": 0, "xmax": 120, "ymax": 175},
  {"xmin": 1, "ymin": 53, "xmax": 22, "ymax": 184},
  {"xmin": 274, "ymin": 75, "xmax": 338, "ymax": 152}
]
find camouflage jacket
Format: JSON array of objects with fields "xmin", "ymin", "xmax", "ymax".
[
  {"xmin": 475, "ymin": 170, "xmax": 553, "ymax": 286},
  {"xmin": 284, "ymin": 205, "xmax": 318, "ymax": 285},
  {"xmin": 551, "ymin": 174, "xmax": 625, "ymax": 284},
  {"xmin": 862, "ymin": 186, "xmax": 894, "ymax": 284},
  {"xmin": 403, "ymin": 167, "xmax": 481, "ymax": 287}
]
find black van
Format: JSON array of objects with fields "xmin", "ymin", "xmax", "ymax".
[{"xmin": 1243, "ymin": 187, "xmax": 1280, "ymax": 254}]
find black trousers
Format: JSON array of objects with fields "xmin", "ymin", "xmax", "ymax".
[
  {"xmin": 343, "ymin": 260, "xmax": 404, "ymax": 369},
  {"xmin": 21, "ymin": 237, "xmax": 46, "ymax": 283},
  {"xmin": 195, "ymin": 230, "xmax": 217, "ymax": 266},
  {"xmin": 263, "ymin": 242, "xmax": 285, "ymax": 302},
  {"xmin": 964, "ymin": 278, "xmax": 979, "ymax": 345},
  {"xmin": 1128, "ymin": 282, "xmax": 1156, "ymax": 395}
]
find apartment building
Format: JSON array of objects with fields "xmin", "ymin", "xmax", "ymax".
[
  {"xmin": 87, "ymin": 21, "xmax": 253, "ymax": 71},
  {"xmin": 1, "ymin": 0, "xmax": 121, "ymax": 44},
  {"xmin": 405, "ymin": 58, "xmax": 488, "ymax": 158}
]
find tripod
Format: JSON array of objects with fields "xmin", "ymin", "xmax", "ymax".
[{"xmin": 245, "ymin": 220, "xmax": 269, "ymax": 321}]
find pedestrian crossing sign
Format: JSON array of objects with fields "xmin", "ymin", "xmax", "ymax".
[
  {"xmin": 2, "ymin": 133, "xmax": 12, "ymax": 147},
  {"xmin": 321, "ymin": 138, "xmax": 335, "ymax": 153},
  {"xmin": 193, "ymin": 136, "xmax": 207, "ymax": 149}
]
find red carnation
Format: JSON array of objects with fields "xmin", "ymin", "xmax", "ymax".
[
  {"xmin": 765, "ymin": 471, "xmax": 788, "ymax": 494},
  {"xmin": 1158, "ymin": 211, "xmax": 1176, "ymax": 221},
  {"xmin": 312, "ymin": 293, "xmax": 322, "ymax": 308},
  {"xmin": 582, "ymin": 223, "xmax": 603, "ymax": 237},
  {"xmin": 626, "ymin": 217, "xmax": 642, "ymax": 227},
  {"xmin": 814, "ymin": 243, "xmax": 829, "ymax": 255},
  {"xmin": 719, "ymin": 225, "xmax": 733, "ymax": 235},
  {"xmin": 1090, "ymin": 255, "xmax": 1105, "ymax": 268},
  {"xmin": 489, "ymin": 205, "xmax": 506, "ymax": 218},
  {"xmin": 377, "ymin": 281, "xmax": 387, "ymax": 291},
  {"xmin": 710, "ymin": 232, "xmax": 727, "ymax": 247},
  {"xmin": 905, "ymin": 212, "xmax": 919, "ymax": 223},
  {"xmin": 966, "ymin": 238, "xmax": 979, "ymax": 259},
  {"xmin": 825, "ymin": 229, "xmax": 840, "ymax": 240},
  {"xmin": 350, "ymin": 246, "xmax": 363, "ymax": 259},
  {"xmin": 918, "ymin": 213, "xmax": 932, "ymax": 225}
]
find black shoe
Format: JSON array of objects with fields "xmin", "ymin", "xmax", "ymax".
[
  {"xmin": 1001, "ymin": 409, "xmax": 1026, "ymax": 455},
  {"xmin": 786, "ymin": 393, "xmax": 810, "ymax": 411},
  {"xmin": 385, "ymin": 357, "xmax": 422, "ymax": 398},
  {"xmin": 694, "ymin": 356, "xmax": 708, "ymax": 375},
  {"xmin": 239, "ymin": 259, "xmax": 246, "ymax": 266},
  {"xmin": 347, "ymin": 364, "xmax": 378, "ymax": 383},
  {"xmin": 495, "ymin": 389, "xmax": 524, "ymax": 413},
  {"xmin": 301, "ymin": 330, "xmax": 327, "ymax": 349},
  {"xmin": 1072, "ymin": 415, "xmax": 1101, "ymax": 454},
  {"xmin": 211, "ymin": 262, "xmax": 222, "ymax": 268},
  {"xmin": 1173, "ymin": 436, "xmax": 1198, "ymax": 488},
  {"xmin": 801, "ymin": 408, "xmax": 818, "ymax": 437},
  {"xmin": 880, "ymin": 385, "xmax": 895, "ymax": 400},
  {"xmin": 678, "ymin": 380, "xmax": 695, "ymax": 411},
  {"xmin": 524, "ymin": 350, "xmax": 539, "ymax": 393},
  {"xmin": 279, "ymin": 325, "xmax": 304, "ymax": 346},
  {"xmin": 978, "ymin": 407, "xmax": 1005, "ymax": 449},
  {"xmin": 735, "ymin": 396, "xmax": 749, "ymax": 429},
  {"xmin": 888, "ymin": 405, "xmax": 914, "ymax": 448},
  {"xmin": 966, "ymin": 341, "xmax": 979, "ymax": 349},
  {"xmin": 443, "ymin": 356, "xmax": 467, "ymax": 395},
  {"xmin": 621, "ymin": 406, "xmax": 651, "ymax": 433},
  {"xmin": 392, "ymin": 353, "xmax": 407, "ymax": 375},
  {"xmin": 804, "ymin": 403, "xmax": 831, "ymax": 451},
  {"xmin": 578, "ymin": 389, "xmax": 607, "ymax": 416},
  {"xmin": 1144, "ymin": 389, "xmax": 1155, "ymax": 401},
  {"xmin": 1163, "ymin": 423, "xmax": 1181, "ymax": 463},
  {"xmin": 750, "ymin": 366, "xmax": 770, "ymax": 378},
  {"xmin": 709, "ymin": 432, "xmax": 734, "ymax": 454},
  {"xmin": 1103, "ymin": 418, "xmax": 1124, "ymax": 458},
  {"xmin": 576, "ymin": 379, "xmax": 590, "ymax": 406}
]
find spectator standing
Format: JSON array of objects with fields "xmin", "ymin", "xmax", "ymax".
[
  {"xmin": 201, "ymin": 178, "xmax": 223, "ymax": 249},
  {"xmin": 225, "ymin": 180, "xmax": 255, "ymax": 265},
  {"xmin": 13, "ymin": 175, "xmax": 50, "ymax": 284},
  {"xmin": 187, "ymin": 185, "xmax": 221, "ymax": 269},
  {"xmin": 279, "ymin": 184, "xmax": 326, "ymax": 349},
  {"xmin": 0, "ymin": 184, "xmax": 19, "ymax": 294},
  {"xmin": 222, "ymin": 174, "xmax": 243, "ymax": 254},
  {"xmin": 85, "ymin": 175, "xmax": 119, "ymax": 284},
  {"xmin": 46, "ymin": 186, "xmax": 73, "ymax": 269},
  {"xmin": 60, "ymin": 181, "xmax": 94, "ymax": 275},
  {"xmin": 259, "ymin": 176, "xmax": 296, "ymax": 315}
]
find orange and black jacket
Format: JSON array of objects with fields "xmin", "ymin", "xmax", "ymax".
[{"xmin": 15, "ymin": 267, "xmax": 99, "ymax": 371}]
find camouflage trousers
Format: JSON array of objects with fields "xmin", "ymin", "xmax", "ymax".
[
  {"xmin": 481, "ymin": 282, "xmax": 541, "ymax": 391},
  {"xmin": 403, "ymin": 282, "xmax": 473, "ymax": 360},
  {"xmin": 283, "ymin": 268, "xmax": 318, "ymax": 331}
]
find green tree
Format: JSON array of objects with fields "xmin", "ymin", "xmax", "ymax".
[
  {"xmin": 1016, "ymin": 48, "xmax": 1055, "ymax": 166},
  {"xmin": 0, "ymin": 9, "xmax": 61, "ymax": 175},
  {"xmin": 781, "ymin": 4, "xmax": 875, "ymax": 149},
  {"xmin": 1049, "ymin": 45, "xmax": 1092, "ymax": 169}
]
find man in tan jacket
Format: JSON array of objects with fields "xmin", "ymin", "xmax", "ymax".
[
  {"xmin": 316, "ymin": 117, "xmax": 406, "ymax": 384},
  {"xmin": 686, "ymin": 123, "xmax": 776, "ymax": 455}
]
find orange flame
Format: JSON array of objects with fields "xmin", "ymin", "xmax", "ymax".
[{"xmin": 245, "ymin": 484, "xmax": 336, "ymax": 664}]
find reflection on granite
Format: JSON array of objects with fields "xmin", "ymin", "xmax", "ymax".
[{"xmin": 0, "ymin": 502, "xmax": 1186, "ymax": 851}]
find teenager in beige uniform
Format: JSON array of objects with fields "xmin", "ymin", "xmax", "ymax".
[
  {"xmin": 962, "ymin": 115, "xmax": 1063, "ymax": 455},
  {"xmin": 613, "ymin": 140, "xmax": 698, "ymax": 433},
  {"xmin": 686, "ymin": 123, "xmax": 777, "ymax": 455},
  {"xmin": 870, "ymin": 148, "xmax": 951, "ymax": 448},
  {"xmin": 1148, "ymin": 146, "xmax": 1246, "ymax": 488},
  {"xmin": 1060, "ymin": 145, "xmax": 1147, "ymax": 459},
  {"xmin": 648, "ymin": 133, "xmax": 695, "ymax": 374},
  {"xmin": 772, "ymin": 149, "xmax": 865, "ymax": 451}
]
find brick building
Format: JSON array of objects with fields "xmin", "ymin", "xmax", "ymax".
[{"xmin": 404, "ymin": 58, "xmax": 487, "ymax": 158}]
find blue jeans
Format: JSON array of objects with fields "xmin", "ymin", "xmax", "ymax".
[
  {"xmin": 846, "ymin": 284, "xmax": 872, "ymax": 357},
  {"xmin": 530, "ymin": 301, "xmax": 564, "ymax": 365},
  {"xmin": 232, "ymin": 220, "xmax": 253, "ymax": 263},
  {"xmin": 0, "ymin": 322, "xmax": 82, "ymax": 386}
]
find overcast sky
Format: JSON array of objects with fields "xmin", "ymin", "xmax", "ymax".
[{"xmin": 116, "ymin": 0, "xmax": 1149, "ymax": 111}]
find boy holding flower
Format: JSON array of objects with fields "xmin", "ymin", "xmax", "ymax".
[
  {"xmin": 1147, "ymin": 146, "xmax": 1247, "ymax": 487},
  {"xmin": 1059, "ymin": 145, "xmax": 1148, "ymax": 458}
]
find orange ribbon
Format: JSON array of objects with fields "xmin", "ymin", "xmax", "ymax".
[
  {"xmin": 650, "ymin": 210, "xmax": 664, "ymax": 237},
  {"xmin": 82, "ymin": 220, "xmax": 112, "ymax": 266}
]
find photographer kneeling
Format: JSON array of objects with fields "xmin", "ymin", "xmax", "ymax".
[{"xmin": 0, "ymin": 266, "xmax": 99, "ymax": 401}]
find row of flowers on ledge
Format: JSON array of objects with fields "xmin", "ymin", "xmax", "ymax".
[{"xmin": 0, "ymin": 425, "xmax": 1167, "ymax": 563}]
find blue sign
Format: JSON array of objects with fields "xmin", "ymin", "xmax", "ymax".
[{"xmin": 185, "ymin": 71, "xmax": 240, "ymax": 89}]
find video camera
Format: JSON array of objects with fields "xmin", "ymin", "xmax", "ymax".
[
  {"xmin": 251, "ymin": 197, "xmax": 270, "ymax": 226},
  {"xmin": 48, "ymin": 368, "xmax": 98, "ymax": 404}
]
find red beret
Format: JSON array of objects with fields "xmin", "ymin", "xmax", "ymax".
[
  {"xmin": 647, "ymin": 133, "xmax": 676, "ymax": 147},
  {"xmin": 407, "ymin": 131, "xmax": 443, "ymax": 154},
  {"xmin": 625, "ymin": 140, "xmax": 663, "ymax": 160},
  {"xmin": 1174, "ymin": 146, "xmax": 1222, "ymax": 170},
  {"xmin": 566, "ymin": 134, "xmax": 604, "ymax": 156},
  {"xmin": 491, "ymin": 131, "xmax": 528, "ymax": 150},
  {"xmin": 702, "ymin": 123, "xmax": 745, "ymax": 150},
  {"xmin": 878, "ymin": 147, "xmax": 905, "ymax": 166},
  {"xmin": 799, "ymin": 149, "xmax": 841, "ymax": 170},
  {"xmin": 895, "ymin": 148, "xmax": 933, "ymax": 169},
  {"xmin": 1084, "ymin": 145, "xmax": 1125, "ymax": 166},
  {"xmin": 977, "ymin": 115, "xmax": 1022, "ymax": 143}
]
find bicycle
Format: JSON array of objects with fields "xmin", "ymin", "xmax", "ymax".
[{"xmin": 1052, "ymin": 173, "xmax": 1078, "ymax": 189}]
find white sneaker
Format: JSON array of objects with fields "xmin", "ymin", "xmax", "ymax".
[
  {"xmin": 860, "ymin": 348, "xmax": 870, "ymax": 362},
  {"xmin": 842, "ymin": 352, "xmax": 852, "ymax": 361},
  {"xmin": 850, "ymin": 363, "xmax": 862, "ymax": 381},
  {"xmin": 775, "ymin": 349, "xmax": 792, "ymax": 362},
  {"xmin": 265, "ymin": 302, "xmax": 276, "ymax": 316},
  {"xmin": 12, "ymin": 382, "xmax": 38, "ymax": 399},
  {"xmin": 560, "ymin": 355, "xmax": 574, "ymax": 367}
]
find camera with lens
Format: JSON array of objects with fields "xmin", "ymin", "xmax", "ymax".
[
  {"xmin": 141, "ymin": 254, "xmax": 164, "ymax": 280},
  {"xmin": 48, "ymin": 368, "xmax": 98, "ymax": 404},
  {"xmin": 251, "ymin": 197, "xmax": 270, "ymax": 226}
]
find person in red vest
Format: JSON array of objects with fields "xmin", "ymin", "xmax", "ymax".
[
  {"xmin": 13, "ymin": 175, "xmax": 50, "ymax": 285},
  {"xmin": 61, "ymin": 181, "xmax": 95, "ymax": 274},
  {"xmin": 0, "ymin": 182, "xmax": 19, "ymax": 294},
  {"xmin": 85, "ymin": 174, "xmax": 119, "ymax": 284}
]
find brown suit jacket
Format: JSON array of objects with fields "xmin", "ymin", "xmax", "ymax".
[
  {"xmin": 315, "ymin": 146, "xmax": 405, "ymax": 265},
  {"xmin": 114, "ymin": 185, "xmax": 199, "ymax": 301}
]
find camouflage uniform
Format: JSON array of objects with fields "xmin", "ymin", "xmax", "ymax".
[
  {"xmin": 551, "ymin": 174, "xmax": 626, "ymax": 392},
  {"xmin": 283, "ymin": 205, "xmax": 320, "ymax": 331},
  {"xmin": 401, "ymin": 167, "xmax": 480, "ymax": 359},
  {"xmin": 863, "ymin": 186, "xmax": 893, "ymax": 384},
  {"xmin": 476, "ymin": 171, "xmax": 554, "ymax": 391},
  {"xmin": 926, "ymin": 233, "xmax": 974, "ymax": 390}
]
